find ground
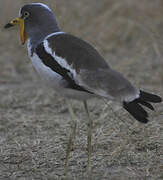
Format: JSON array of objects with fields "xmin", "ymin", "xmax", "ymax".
[{"xmin": 0, "ymin": 0, "xmax": 163, "ymax": 179}]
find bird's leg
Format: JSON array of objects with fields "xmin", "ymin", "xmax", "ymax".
[
  {"xmin": 83, "ymin": 101, "xmax": 92, "ymax": 174},
  {"xmin": 64, "ymin": 100, "xmax": 77, "ymax": 172}
]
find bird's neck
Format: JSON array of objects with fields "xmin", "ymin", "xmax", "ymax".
[
  {"xmin": 27, "ymin": 27, "xmax": 61, "ymax": 49},
  {"xmin": 25, "ymin": 16, "xmax": 61, "ymax": 48}
]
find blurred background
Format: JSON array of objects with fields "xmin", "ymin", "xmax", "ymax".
[{"xmin": 0, "ymin": 0, "xmax": 163, "ymax": 179}]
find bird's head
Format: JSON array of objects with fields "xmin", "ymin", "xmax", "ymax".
[{"xmin": 4, "ymin": 3, "xmax": 60, "ymax": 45}]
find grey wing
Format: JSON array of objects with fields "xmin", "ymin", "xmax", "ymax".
[
  {"xmin": 76, "ymin": 68, "xmax": 140, "ymax": 102},
  {"xmin": 47, "ymin": 33, "xmax": 139, "ymax": 102}
]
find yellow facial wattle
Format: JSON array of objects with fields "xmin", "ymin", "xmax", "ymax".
[{"xmin": 9, "ymin": 17, "xmax": 27, "ymax": 44}]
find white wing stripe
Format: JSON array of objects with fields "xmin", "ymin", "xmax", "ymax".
[{"xmin": 43, "ymin": 39, "xmax": 77, "ymax": 78}]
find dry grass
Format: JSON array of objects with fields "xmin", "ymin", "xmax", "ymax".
[{"xmin": 0, "ymin": 0, "xmax": 163, "ymax": 179}]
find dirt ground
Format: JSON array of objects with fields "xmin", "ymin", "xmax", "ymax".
[{"xmin": 0, "ymin": 0, "xmax": 163, "ymax": 179}]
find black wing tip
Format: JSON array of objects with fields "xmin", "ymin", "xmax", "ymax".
[
  {"xmin": 140, "ymin": 90, "xmax": 162, "ymax": 103},
  {"xmin": 4, "ymin": 23, "xmax": 14, "ymax": 29}
]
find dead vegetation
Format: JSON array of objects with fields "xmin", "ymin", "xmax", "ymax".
[{"xmin": 0, "ymin": 0, "xmax": 163, "ymax": 179}]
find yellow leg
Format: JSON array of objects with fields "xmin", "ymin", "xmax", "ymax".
[
  {"xmin": 83, "ymin": 101, "xmax": 92, "ymax": 175},
  {"xmin": 64, "ymin": 100, "xmax": 77, "ymax": 173}
]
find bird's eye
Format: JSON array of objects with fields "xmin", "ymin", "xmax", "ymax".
[{"xmin": 23, "ymin": 11, "xmax": 29, "ymax": 18}]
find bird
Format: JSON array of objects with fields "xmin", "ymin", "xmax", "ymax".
[{"xmin": 4, "ymin": 3, "xmax": 162, "ymax": 174}]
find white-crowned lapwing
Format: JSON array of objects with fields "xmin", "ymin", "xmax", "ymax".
[{"xmin": 5, "ymin": 3, "xmax": 162, "ymax": 174}]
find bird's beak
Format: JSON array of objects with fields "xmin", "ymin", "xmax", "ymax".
[{"xmin": 4, "ymin": 17, "xmax": 27, "ymax": 45}]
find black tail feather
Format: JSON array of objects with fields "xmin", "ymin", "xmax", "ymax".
[
  {"xmin": 135, "ymin": 99, "xmax": 154, "ymax": 111},
  {"xmin": 123, "ymin": 101, "xmax": 149, "ymax": 123},
  {"xmin": 140, "ymin": 90, "xmax": 162, "ymax": 103},
  {"xmin": 123, "ymin": 90, "xmax": 162, "ymax": 123}
]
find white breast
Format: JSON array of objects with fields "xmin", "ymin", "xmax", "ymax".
[{"xmin": 27, "ymin": 40, "xmax": 63, "ymax": 89}]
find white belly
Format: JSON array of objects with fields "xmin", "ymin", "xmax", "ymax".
[{"xmin": 30, "ymin": 52, "xmax": 63, "ymax": 88}]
